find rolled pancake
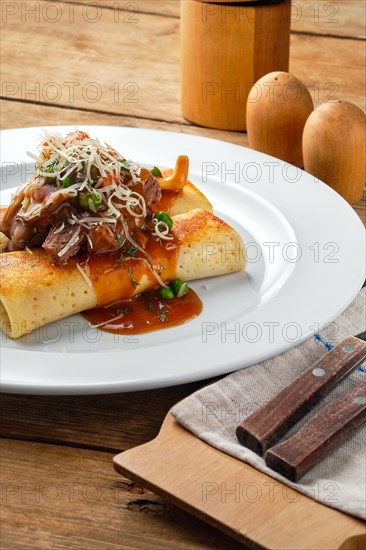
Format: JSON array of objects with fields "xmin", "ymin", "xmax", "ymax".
[
  {"xmin": 168, "ymin": 181, "xmax": 212, "ymax": 216},
  {"xmin": 0, "ymin": 209, "xmax": 245, "ymax": 338},
  {"xmin": 157, "ymin": 168, "xmax": 212, "ymax": 215}
]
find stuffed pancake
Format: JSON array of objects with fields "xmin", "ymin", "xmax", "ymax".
[{"xmin": 0, "ymin": 130, "xmax": 246, "ymax": 338}]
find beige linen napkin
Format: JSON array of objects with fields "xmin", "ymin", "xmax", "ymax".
[{"xmin": 172, "ymin": 289, "xmax": 366, "ymax": 520}]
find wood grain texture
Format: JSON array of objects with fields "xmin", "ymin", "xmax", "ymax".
[
  {"xmin": 1, "ymin": 1, "xmax": 182, "ymax": 122},
  {"xmin": 1, "ymin": 1, "xmax": 365, "ymax": 547},
  {"xmin": 265, "ymin": 383, "xmax": 366, "ymax": 481},
  {"xmin": 60, "ymin": 0, "xmax": 180, "ymax": 18},
  {"xmin": 0, "ymin": 438, "xmax": 245, "ymax": 550},
  {"xmin": 0, "ymin": 100, "xmax": 249, "ymax": 146},
  {"xmin": 57, "ymin": 1, "xmax": 366, "ymax": 39},
  {"xmin": 1, "ymin": 1, "xmax": 365, "ymax": 123},
  {"xmin": 293, "ymin": 0, "xmax": 365, "ymax": 39},
  {"xmin": 114, "ymin": 412, "xmax": 366, "ymax": 550},
  {"xmin": 181, "ymin": 0, "xmax": 290, "ymax": 130},
  {"xmin": 236, "ymin": 336, "xmax": 366, "ymax": 455},
  {"xmin": 0, "ymin": 382, "xmax": 205, "ymax": 451}
]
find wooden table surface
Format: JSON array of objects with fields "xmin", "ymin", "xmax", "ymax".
[{"xmin": 0, "ymin": 2, "xmax": 365, "ymax": 549}]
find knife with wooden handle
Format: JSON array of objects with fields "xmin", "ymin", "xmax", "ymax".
[
  {"xmin": 264, "ymin": 383, "xmax": 366, "ymax": 481},
  {"xmin": 236, "ymin": 332, "xmax": 366, "ymax": 455}
]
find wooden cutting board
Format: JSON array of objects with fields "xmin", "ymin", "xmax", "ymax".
[{"xmin": 114, "ymin": 412, "xmax": 365, "ymax": 550}]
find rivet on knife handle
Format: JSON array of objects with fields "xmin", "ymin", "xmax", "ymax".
[
  {"xmin": 264, "ymin": 383, "xmax": 366, "ymax": 482},
  {"xmin": 236, "ymin": 335, "xmax": 366, "ymax": 455}
]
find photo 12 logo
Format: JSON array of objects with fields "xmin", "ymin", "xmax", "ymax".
[
  {"xmin": 201, "ymin": 240, "xmax": 340, "ymax": 267},
  {"xmin": 201, "ymin": 320, "xmax": 340, "ymax": 346},
  {"xmin": 1, "ymin": 2, "xmax": 140, "ymax": 24},
  {"xmin": 1, "ymin": 81, "xmax": 140, "ymax": 105},
  {"xmin": 201, "ymin": 1, "xmax": 339, "ymax": 25},
  {"xmin": 201, "ymin": 480, "xmax": 340, "ymax": 504}
]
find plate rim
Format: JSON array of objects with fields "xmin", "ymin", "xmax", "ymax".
[{"xmin": 0, "ymin": 125, "xmax": 365, "ymax": 395}]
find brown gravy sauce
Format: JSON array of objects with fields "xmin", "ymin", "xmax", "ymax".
[
  {"xmin": 152, "ymin": 189, "xmax": 181, "ymax": 213},
  {"xmin": 81, "ymin": 230, "xmax": 203, "ymax": 335},
  {"xmin": 82, "ymin": 287, "xmax": 203, "ymax": 335},
  {"xmin": 83, "ymin": 232, "xmax": 180, "ymax": 306}
]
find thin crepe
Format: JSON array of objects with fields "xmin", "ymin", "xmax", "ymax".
[{"xmin": 0, "ymin": 209, "xmax": 246, "ymax": 338}]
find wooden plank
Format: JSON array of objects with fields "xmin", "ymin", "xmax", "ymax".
[
  {"xmin": 292, "ymin": 1, "xmax": 365, "ymax": 39},
  {"xmin": 0, "ymin": 382, "xmax": 205, "ymax": 451},
  {"xmin": 0, "ymin": 1, "xmax": 182, "ymax": 122},
  {"xmin": 0, "ymin": 100, "xmax": 248, "ymax": 147},
  {"xmin": 1, "ymin": 1, "xmax": 365, "ymax": 123},
  {"xmin": 60, "ymin": 0, "xmax": 180, "ymax": 18},
  {"xmin": 58, "ymin": 1, "xmax": 365, "ymax": 39},
  {"xmin": 289, "ymin": 33, "xmax": 365, "ymax": 112},
  {"xmin": 0, "ymin": 438, "xmax": 245, "ymax": 550}
]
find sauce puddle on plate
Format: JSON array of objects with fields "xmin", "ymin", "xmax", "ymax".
[{"xmin": 83, "ymin": 288, "xmax": 203, "ymax": 335}]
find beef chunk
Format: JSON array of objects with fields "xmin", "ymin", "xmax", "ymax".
[
  {"xmin": 7, "ymin": 219, "xmax": 37, "ymax": 249},
  {"xmin": 26, "ymin": 227, "xmax": 49, "ymax": 248},
  {"xmin": 87, "ymin": 223, "xmax": 122, "ymax": 254},
  {"xmin": 42, "ymin": 224, "xmax": 85, "ymax": 265},
  {"xmin": 143, "ymin": 174, "xmax": 162, "ymax": 206}
]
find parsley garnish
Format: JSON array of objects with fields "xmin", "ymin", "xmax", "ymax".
[
  {"xmin": 126, "ymin": 265, "xmax": 140, "ymax": 289},
  {"xmin": 126, "ymin": 246, "xmax": 139, "ymax": 257},
  {"xmin": 158, "ymin": 306, "xmax": 169, "ymax": 322},
  {"xmin": 43, "ymin": 160, "xmax": 59, "ymax": 173},
  {"xmin": 114, "ymin": 246, "xmax": 139, "ymax": 270},
  {"xmin": 116, "ymin": 308, "xmax": 130, "ymax": 315},
  {"xmin": 114, "ymin": 254, "xmax": 125, "ymax": 269}
]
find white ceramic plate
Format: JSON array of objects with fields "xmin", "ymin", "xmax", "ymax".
[{"xmin": 0, "ymin": 126, "xmax": 365, "ymax": 394}]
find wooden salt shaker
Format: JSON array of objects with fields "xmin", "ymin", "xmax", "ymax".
[{"xmin": 181, "ymin": 0, "xmax": 291, "ymax": 131}]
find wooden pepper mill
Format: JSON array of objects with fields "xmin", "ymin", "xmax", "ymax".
[{"xmin": 181, "ymin": 0, "xmax": 291, "ymax": 131}]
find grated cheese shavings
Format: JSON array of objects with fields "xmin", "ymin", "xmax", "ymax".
[{"xmin": 77, "ymin": 263, "xmax": 93, "ymax": 288}]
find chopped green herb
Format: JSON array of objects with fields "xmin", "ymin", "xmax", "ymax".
[
  {"xmin": 126, "ymin": 246, "xmax": 139, "ymax": 257},
  {"xmin": 158, "ymin": 307, "xmax": 169, "ymax": 322},
  {"xmin": 126, "ymin": 265, "xmax": 140, "ymax": 289},
  {"xmin": 153, "ymin": 211, "xmax": 173, "ymax": 230},
  {"xmin": 118, "ymin": 159, "xmax": 130, "ymax": 172},
  {"xmin": 151, "ymin": 166, "xmax": 163, "ymax": 178},
  {"xmin": 116, "ymin": 308, "xmax": 130, "ymax": 315},
  {"xmin": 114, "ymin": 250, "xmax": 127, "ymax": 269},
  {"xmin": 43, "ymin": 161, "xmax": 58, "ymax": 174},
  {"xmin": 79, "ymin": 192, "xmax": 102, "ymax": 210},
  {"xmin": 114, "ymin": 256, "xmax": 124, "ymax": 269},
  {"xmin": 147, "ymin": 302, "xmax": 155, "ymax": 311}
]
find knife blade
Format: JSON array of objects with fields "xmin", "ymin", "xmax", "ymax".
[{"xmin": 236, "ymin": 332, "xmax": 366, "ymax": 455}]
